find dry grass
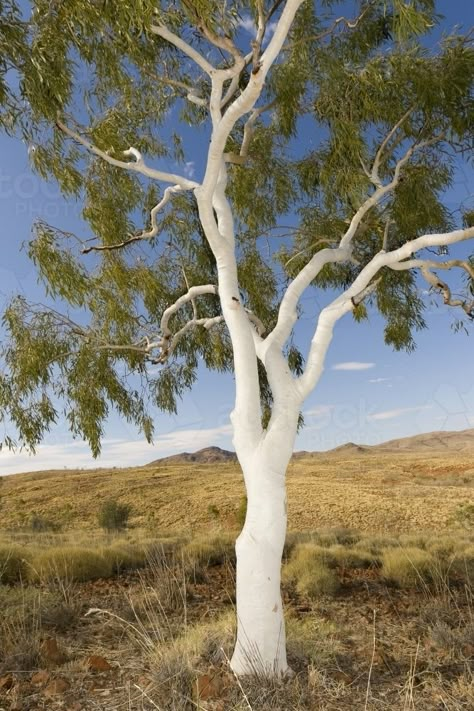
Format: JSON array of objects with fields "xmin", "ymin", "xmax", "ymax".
[
  {"xmin": 381, "ymin": 546, "xmax": 436, "ymax": 588},
  {"xmin": 0, "ymin": 527, "xmax": 474, "ymax": 709},
  {"xmin": 283, "ymin": 543, "xmax": 340, "ymax": 597}
]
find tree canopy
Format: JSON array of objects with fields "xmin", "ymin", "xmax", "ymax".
[{"xmin": 0, "ymin": 0, "xmax": 473, "ymax": 455}]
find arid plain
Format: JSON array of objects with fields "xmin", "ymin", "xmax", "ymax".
[
  {"xmin": 1, "ymin": 428, "xmax": 473, "ymax": 710},
  {"xmin": 2, "ymin": 428, "xmax": 473, "ymax": 534}
]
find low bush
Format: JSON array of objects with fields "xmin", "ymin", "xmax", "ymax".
[
  {"xmin": 0, "ymin": 544, "xmax": 30, "ymax": 583},
  {"xmin": 98, "ymin": 499, "xmax": 131, "ymax": 532},
  {"xmin": 284, "ymin": 544, "xmax": 339, "ymax": 598},
  {"xmin": 381, "ymin": 546, "xmax": 435, "ymax": 588}
]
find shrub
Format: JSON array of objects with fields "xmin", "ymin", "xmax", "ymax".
[
  {"xmin": 328, "ymin": 545, "xmax": 379, "ymax": 569},
  {"xmin": 98, "ymin": 499, "xmax": 131, "ymax": 532},
  {"xmin": 0, "ymin": 544, "xmax": 30, "ymax": 583},
  {"xmin": 284, "ymin": 544, "xmax": 339, "ymax": 598},
  {"xmin": 296, "ymin": 567, "xmax": 339, "ymax": 598},
  {"xmin": 29, "ymin": 546, "xmax": 113, "ymax": 582},
  {"xmin": 381, "ymin": 547, "xmax": 435, "ymax": 588},
  {"xmin": 29, "ymin": 513, "xmax": 61, "ymax": 533},
  {"xmin": 207, "ymin": 504, "xmax": 220, "ymax": 519}
]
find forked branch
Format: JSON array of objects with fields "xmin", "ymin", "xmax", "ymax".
[{"xmin": 56, "ymin": 119, "xmax": 199, "ymax": 190}]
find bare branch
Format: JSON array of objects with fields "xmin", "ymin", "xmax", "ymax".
[
  {"xmin": 56, "ymin": 119, "xmax": 199, "ymax": 189},
  {"xmin": 351, "ymin": 277, "xmax": 382, "ymax": 306},
  {"xmin": 151, "ymin": 71, "xmax": 207, "ymax": 106},
  {"xmin": 181, "ymin": 0, "xmax": 244, "ymax": 67},
  {"xmin": 389, "ymin": 257, "xmax": 474, "ymax": 317},
  {"xmin": 264, "ymin": 245, "xmax": 352, "ymax": 351},
  {"xmin": 298, "ymin": 226, "xmax": 474, "ymax": 399},
  {"xmin": 382, "ymin": 219, "xmax": 393, "ymax": 251},
  {"xmin": 224, "ymin": 100, "xmax": 276, "ymax": 165},
  {"xmin": 286, "ymin": 2, "xmax": 375, "ymax": 49},
  {"xmin": 370, "ymin": 107, "xmax": 415, "ymax": 187},
  {"xmin": 150, "ymin": 23, "xmax": 215, "ymax": 76},
  {"xmin": 340, "ymin": 134, "xmax": 445, "ymax": 250},
  {"xmin": 81, "ymin": 185, "xmax": 183, "ymax": 254}
]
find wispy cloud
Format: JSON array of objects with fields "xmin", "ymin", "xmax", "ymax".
[
  {"xmin": 368, "ymin": 405, "xmax": 432, "ymax": 421},
  {"xmin": 237, "ymin": 16, "xmax": 278, "ymax": 40},
  {"xmin": 304, "ymin": 405, "xmax": 333, "ymax": 418},
  {"xmin": 368, "ymin": 377, "xmax": 391, "ymax": 383},
  {"xmin": 184, "ymin": 161, "xmax": 195, "ymax": 178},
  {"xmin": 332, "ymin": 362, "xmax": 375, "ymax": 371},
  {"xmin": 0, "ymin": 424, "xmax": 233, "ymax": 476}
]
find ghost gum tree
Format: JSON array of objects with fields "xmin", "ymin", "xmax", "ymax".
[{"xmin": 0, "ymin": 0, "xmax": 473, "ymax": 675}]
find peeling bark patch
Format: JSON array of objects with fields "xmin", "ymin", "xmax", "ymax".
[{"xmin": 272, "ymin": 604, "xmax": 278, "ymax": 613}]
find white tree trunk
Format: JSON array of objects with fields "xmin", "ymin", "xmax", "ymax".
[{"xmin": 231, "ymin": 405, "xmax": 298, "ymax": 676}]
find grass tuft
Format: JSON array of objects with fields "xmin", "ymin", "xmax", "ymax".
[
  {"xmin": 284, "ymin": 543, "xmax": 340, "ymax": 598},
  {"xmin": 381, "ymin": 546, "xmax": 436, "ymax": 588}
]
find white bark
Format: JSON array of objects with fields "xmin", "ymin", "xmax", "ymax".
[{"xmin": 231, "ymin": 395, "xmax": 300, "ymax": 676}]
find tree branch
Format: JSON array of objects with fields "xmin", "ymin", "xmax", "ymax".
[
  {"xmin": 81, "ymin": 185, "xmax": 183, "ymax": 254},
  {"xmin": 150, "ymin": 23, "xmax": 215, "ymax": 76},
  {"xmin": 370, "ymin": 107, "xmax": 415, "ymax": 187},
  {"xmin": 340, "ymin": 133, "xmax": 445, "ymax": 250},
  {"xmin": 298, "ymin": 226, "xmax": 474, "ymax": 399},
  {"xmin": 389, "ymin": 257, "xmax": 474, "ymax": 317},
  {"xmin": 56, "ymin": 119, "xmax": 199, "ymax": 190}
]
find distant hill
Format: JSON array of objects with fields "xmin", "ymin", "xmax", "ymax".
[
  {"xmin": 145, "ymin": 428, "xmax": 474, "ymax": 465},
  {"xmin": 146, "ymin": 445, "xmax": 238, "ymax": 466},
  {"xmin": 374, "ymin": 428, "xmax": 474, "ymax": 453}
]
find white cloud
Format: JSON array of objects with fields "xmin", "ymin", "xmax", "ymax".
[
  {"xmin": 332, "ymin": 362, "xmax": 375, "ymax": 371},
  {"xmin": 368, "ymin": 405, "xmax": 432, "ymax": 422},
  {"xmin": 368, "ymin": 377, "xmax": 391, "ymax": 383},
  {"xmin": 184, "ymin": 161, "xmax": 195, "ymax": 178},
  {"xmin": 0, "ymin": 424, "xmax": 233, "ymax": 476},
  {"xmin": 237, "ymin": 16, "xmax": 278, "ymax": 40},
  {"xmin": 304, "ymin": 405, "xmax": 333, "ymax": 418},
  {"xmin": 238, "ymin": 16, "xmax": 257, "ymax": 33}
]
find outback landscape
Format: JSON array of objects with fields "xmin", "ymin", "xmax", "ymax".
[{"xmin": 1, "ymin": 428, "xmax": 473, "ymax": 710}]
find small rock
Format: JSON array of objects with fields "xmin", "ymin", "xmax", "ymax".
[
  {"xmin": 193, "ymin": 673, "xmax": 222, "ymax": 702},
  {"xmin": 31, "ymin": 670, "xmax": 51, "ymax": 686},
  {"xmin": 40, "ymin": 638, "xmax": 67, "ymax": 666},
  {"xmin": 43, "ymin": 677, "xmax": 70, "ymax": 697},
  {"xmin": 85, "ymin": 655, "xmax": 112, "ymax": 671},
  {"xmin": 0, "ymin": 674, "xmax": 14, "ymax": 690}
]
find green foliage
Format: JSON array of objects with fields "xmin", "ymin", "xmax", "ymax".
[
  {"xmin": 97, "ymin": 499, "xmax": 131, "ymax": 532},
  {"xmin": 0, "ymin": 0, "xmax": 472, "ymax": 455}
]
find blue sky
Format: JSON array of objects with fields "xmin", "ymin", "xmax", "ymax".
[{"xmin": 0, "ymin": 0, "xmax": 473, "ymax": 474}]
